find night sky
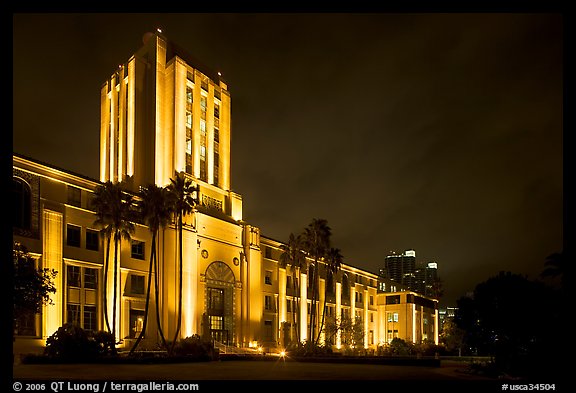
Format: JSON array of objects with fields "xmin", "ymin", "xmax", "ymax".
[{"xmin": 12, "ymin": 13, "xmax": 563, "ymax": 306}]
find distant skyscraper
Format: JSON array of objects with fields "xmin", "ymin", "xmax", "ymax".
[
  {"xmin": 384, "ymin": 250, "xmax": 416, "ymax": 289},
  {"xmin": 424, "ymin": 262, "xmax": 439, "ymax": 298}
]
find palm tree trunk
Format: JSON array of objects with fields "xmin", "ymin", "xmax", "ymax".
[
  {"xmin": 130, "ymin": 232, "xmax": 156, "ymax": 355},
  {"xmin": 102, "ymin": 235, "xmax": 112, "ymax": 334},
  {"xmin": 111, "ymin": 232, "xmax": 119, "ymax": 355},
  {"xmin": 154, "ymin": 232, "xmax": 168, "ymax": 351},
  {"xmin": 309, "ymin": 261, "xmax": 318, "ymax": 345},
  {"xmin": 292, "ymin": 267, "xmax": 300, "ymax": 344},
  {"xmin": 170, "ymin": 214, "xmax": 184, "ymax": 354},
  {"xmin": 316, "ymin": 285, "xmax": 328, "ymax": 345}
]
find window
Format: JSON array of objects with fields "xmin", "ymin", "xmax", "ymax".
[
  {"xmin": 264, "ymin": 295, "xmax": 273, "ymax": 311},
  {"xmin": 214, "ymin": 103, "xmax": 220, "ymax": 118},
  {"xmin": 265, "ymin": 246, "xmax": 272, "ymax": 259},
  {"xmin": 387, "ymin": 312, "xmax": 399, "ymax": 323},
  {"xmin": 67, "ymin": 186, "xmax": 81, "ymax": 207},
  {"xmin": 210, "ymin": 315, "xmax": 223, "ymax": 330},
  {"xmin": 66, "ymin": 265, "xmax": 98, "ymax": 331},
  {"xmin": 67, "ymin": 265, "xmax": 81, "ymax": 287},
  {"xmin": 213, "ymin": 150, "xmax": 219, "ymax": 187},
  {"xmin": 327, "ymin": 272, "xmax": 334, "ymax": 294},
  {"xmin": 86, "ymin": 229, "xmax": 99, "ymax": 251},
  {"xmin": 66, "ymin": 224, "xmax": 81, "ymax": 247},
  {"xmin": 286, "ymin": 299, "xmax": 292, "ymax": 313},
  {"xmin": 187, "ymin": 71, "xmax": 195, "ymax": 83},
  {"xmin": 386, "ymin": 295, "xmax": 401, "ymax": 305},
  {"xmin": 129, "ymin": 309, "xmax": 145, "ymax": 339},
  {"xmin": 201, "ymin": 79, "xmax": 208, "ymax": 92},
  {"xmin": 342, "ymin": 274, "xmax": 350, "ymax": 299},
  {"xmin": 12, "ymin": 178, "xmax": 32, "ymax": 230},
  {"xmin": 264, "ymin": 320, "xmax": 273, "ymax": 339},
  {"xmin": 265, "ymin": 271, "xmax": 272, "ymax": 285},
  {"xmin": 131, "ymin": 240, "xmax": 145, "ymax": 260},
  {"xmin": 84, "ymin": 305, "xmax": 97, "ymax": 331},
  {"xmin": 370, "ymin": 313, "xmax": 374, "ymax": 323},
  {"xmin": 379, "ymin": 282, "xmax": 386, "ymax": 292},
  {"xmin": 67, "ymin": 304, "xmax": 81, "ymax": 325},
  {"xmin": 200, "ymin": 96, "xmax": 207, "ymax": 110},
  {"xmin": 131, "ymin": 274, "xmax": 145, "ymax": 295},
  {"xmin": 208, "ymin": 288, "xmax": 224, "ymax": 312},
  {"xmin": 186, "ymin": 87, "xmax": 193, "ymax": 105},
  {"xmin": 84, "ymin": 268, "xmax": 98, "ymax": 289},
  {"xmin": 286, "ymin": 275, "xmax": 292, "ymax": 290},
  {"xmin": 186, "ymin": 111, "xmax": 192, "ymax": 129},
  {"xmin": 369, "ymin": 295, "xmax": 374, "ymax": 306}
]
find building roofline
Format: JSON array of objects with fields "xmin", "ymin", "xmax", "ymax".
[{"xmin": 13, "ymin": 152, "xmax": 101, "ymax": 186}]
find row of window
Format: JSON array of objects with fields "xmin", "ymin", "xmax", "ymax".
[{"xmin": 65, "ymin": 224, "xmax": 145, "ymax": 260}]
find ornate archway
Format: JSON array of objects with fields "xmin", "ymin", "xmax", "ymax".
[{"xmin": 204, "ymin": 261, "xmax": 236, "ymax": 345}]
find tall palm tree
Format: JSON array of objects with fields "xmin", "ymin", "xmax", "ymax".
[
  {"xmin": 316, "ymin": 247, "xmax": 342, "ymax": 345},
  {"xmin": 130, "ymin": 184, "xmax": 172, "ymax": 354},
  {"xmin": 302, "ymin": 218, "xmax": 331, "ymax": 345},
  {"xmin": 279, "ymin": 233, "xmax": 306, "ymax": 344},
  {"xmin": 93, "ymin": 183, "xmax": 113, "ymax": 334},
  {"xmin": 93, "ymin": 181, "xmax": 135, "ymax": 353},
  {"xmin": 166, "ymin": 171, "xmax": 198, "ymax": 354}
]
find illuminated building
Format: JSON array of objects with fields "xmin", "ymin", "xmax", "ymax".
[
  {"xmin": 415, "ymin": 262, "xmax": 439, "ymax": 298},
  {"xmin": 13, "ymin": 31, "xmax": 438, "ymax": 354},
  {"xmin": 383, "ymin": 250, "xmax": 417, "ymax": 289}
]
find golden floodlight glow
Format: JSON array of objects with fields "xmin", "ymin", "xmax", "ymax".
[
  {"xmin": 280, "ymin": 351, "xmax": 286, "ymax": 357},
  {"xmin": 43, "ymin": 210, "xmax": 63, "ymax": 338}
]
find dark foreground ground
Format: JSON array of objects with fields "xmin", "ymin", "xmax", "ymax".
[
  {"xmin": 12, "ymin": 358, "xmax": 497, "ymax": 380},
  {"xmin": 12, "ymin": 359, "xmax": 567, "ymax": 392}
]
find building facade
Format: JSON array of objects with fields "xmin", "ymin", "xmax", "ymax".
[{"xmin": 13, "ymin": 31, "xmax": 438, "ymax": 354}]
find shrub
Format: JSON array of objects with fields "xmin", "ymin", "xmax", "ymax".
[
  {"xmin": 44, "ymin": 324, "xmax": 115, "ymax": 361},
  {"xmin": 172, "ymin": 335, "xmax": 213, "ymax": 359}
]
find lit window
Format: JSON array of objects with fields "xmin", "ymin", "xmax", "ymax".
[
  {"xmin": 129, "ymin": 309, "xmax": 145, "ymax": 339},
  {"xmin": 186, "ymin": 111, "xmax": 192, "ymax": 129},
  {"xmin": 265, "ymin": 271, "xmax": 272, "ymax": 285},
  {"xmin": 186, "ymin": 87, "xmax": 193, "ymax": 104}
]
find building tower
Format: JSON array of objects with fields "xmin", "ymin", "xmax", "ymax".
[
  {"xmin": 384, "ymin": 250, "xmax": 416, "ymax": 289},
  {"xmin": 100, "ymin": 30, "xmax": 241, "ymax": 220}
]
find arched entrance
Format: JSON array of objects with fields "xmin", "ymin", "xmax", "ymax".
[{"xmin": 204, "ymin": 261, "xmax": 235, "ymax": 345}]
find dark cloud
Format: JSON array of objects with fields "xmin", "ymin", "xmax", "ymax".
[{"xmin": 13, "ymin": 13, "xmax": 563, "ymax": 306}]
